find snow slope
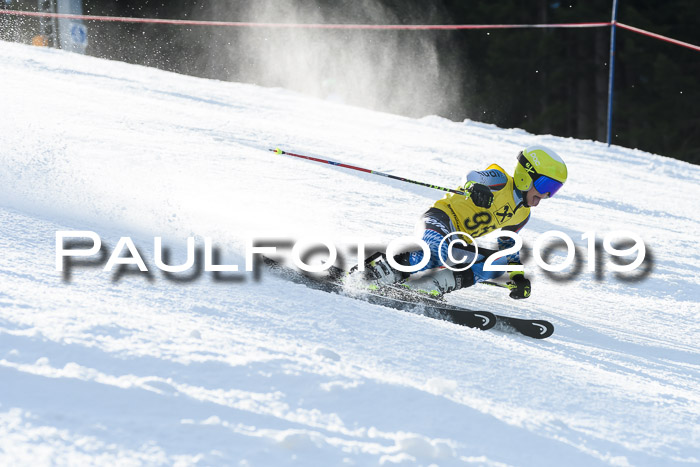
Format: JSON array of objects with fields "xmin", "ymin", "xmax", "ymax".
[{"xmin": 1, "ymin": 41, "xmax": 699, "ymax": 466}]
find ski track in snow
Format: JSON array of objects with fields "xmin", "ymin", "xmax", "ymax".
[{"xmin": 1, "ymin": 41, "xmax": 699, "ymax": 466}]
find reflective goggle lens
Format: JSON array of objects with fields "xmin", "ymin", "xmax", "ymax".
[{"xmin": 533, "ymin": 175, "xmax": 564, "ymax": 197}]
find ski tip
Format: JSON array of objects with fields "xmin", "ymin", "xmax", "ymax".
[
  {"xmin": 493, "ymin": 315, "xmax": 554, "ymax": 339},
  {"xmin": 531, "ymin": 321, "xmax": 554, "ymax": 339}
]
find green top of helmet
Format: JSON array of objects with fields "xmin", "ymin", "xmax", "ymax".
[{"xmin": 513, "ymin": 145, "xmax": 568, "ymax": 193}]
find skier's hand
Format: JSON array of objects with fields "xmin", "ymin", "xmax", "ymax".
[
  {"xmin": 507, "ymin": 274, "xmax": 531, "ymax": 299},
  {"xmin": 465, "ymin": 182, "xmax": 494, "ymax": 208}
]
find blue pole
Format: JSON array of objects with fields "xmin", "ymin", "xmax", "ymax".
[{"xmin": 606, "ymin": 0, "xmax": 619, "ymax": 146}]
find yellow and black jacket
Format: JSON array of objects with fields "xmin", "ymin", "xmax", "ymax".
[{"xmin": 433, "ymin": 164, "xmax": 530, "ymax": 263}]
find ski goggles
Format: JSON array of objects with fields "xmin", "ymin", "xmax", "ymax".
[
  {"xmin": 517, "ymin": 152, "xmax": 564, "ymax": 197},
  {"xmin": 532, "ymin": 174, "xmax": 564, "ymax": 197}
]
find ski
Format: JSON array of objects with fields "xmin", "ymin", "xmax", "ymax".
[
  {"xmin": 263, "ymin": 257, "xmax": 495, "ymax": 331},
  {"xmin": 373, "ymin": 284, "xmax": 554, "ymax": 339},
  {"xmin": 263, "ymin": 258, "xmax": 555, "ymax": 338},
  {"xmin": 334, "ymin": 266, "xmax": 554, "ymax": 339},
  {"xmin": 374, "ymin": 284, "xmax": 554, "ymax": 339}
]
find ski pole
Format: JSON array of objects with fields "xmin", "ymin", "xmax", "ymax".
[
  {"xmin": 270, "ymin": 148, "xmax": 467, "ymax": 196},
  {"xmin": 480, "ymin": 281, "xmax": 516, "ymax": 290}
]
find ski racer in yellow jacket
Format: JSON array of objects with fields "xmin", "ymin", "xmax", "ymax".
[{"xmin": 364, "ymin": 145, "xmax": 568, "ymax": 299}]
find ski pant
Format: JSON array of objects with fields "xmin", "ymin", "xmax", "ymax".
[{"xmin": 406, "ymin": 208, "xmax": 507, "ymax": 284}]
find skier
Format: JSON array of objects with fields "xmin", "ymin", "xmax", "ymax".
[{"xmin": 359, "ymin": 145, "xmax": 568, "ymax": 299}]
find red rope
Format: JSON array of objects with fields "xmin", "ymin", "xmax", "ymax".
[
  {"xmin": 616, "ymin": 22, "xmax": 700, "ymax": 52},
  {"xmin": 1, "ymin": 9, "xmax": 697, "ymax": 52},
  {"xmin": 0, "ymin": 9, "xmax": 609, "ymax": 30}
]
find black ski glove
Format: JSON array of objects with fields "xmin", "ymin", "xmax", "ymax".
[
  {"xmin": 465, "ymin": 182, "xmax": 494, "ymax": 208},
  {"xmin": 507, "ymin": 274, "xmax": 531, "ymax": 299}
]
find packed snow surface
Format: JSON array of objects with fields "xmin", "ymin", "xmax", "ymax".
[{"xmin": 1, "ymin": 41, "xmax": 699, "ymax": 466}]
